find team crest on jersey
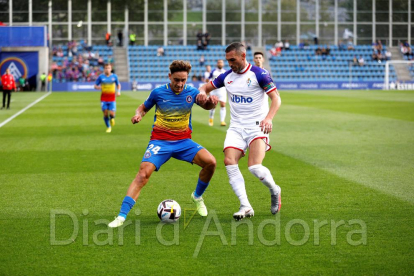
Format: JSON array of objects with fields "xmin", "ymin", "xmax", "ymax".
[
  {"xmin": 144, "ymin": 151, "xmax": 151, "ymax": 158},
  {"xmin": 246, "ymin": 78, "xmax": 252, "ymax": 87},
  {"xmin": 186, "ymin": 95, "xmax": 193, "ymax": 103}
]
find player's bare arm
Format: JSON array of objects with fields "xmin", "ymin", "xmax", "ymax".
[
  {"xmin": 131, "ymin": 103, "xmax": 149, "ymax": 124},
  {"xmin": 199, "ymin": 95, "xmax": 219, "ymax": 110},
  {"xmin": 94, "ymin": 84, "xmax": 101, "ymax": 90},
  {"xmin": 197, "ymin": 82, "xmax": 215, "ymax": 104},
  {"xmin": 117, "ymin": 83, "xmax": 121, "ymax": 96},
  {"xmin": 260, "ymin": 90, "xmax": 281, "ymax": 134}
]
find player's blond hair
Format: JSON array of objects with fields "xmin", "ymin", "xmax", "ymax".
[{"xmin": 169, "ymin": 60, "xmax": 192, "ymax": 75}]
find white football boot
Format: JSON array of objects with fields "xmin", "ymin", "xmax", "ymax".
[
  {"xmin": 233, "ymin": 206, "xmax": 254, "ymax": 221},
  {"xmin": 108, "ymin": 216, "xmax": 125, "ymax": 228}
]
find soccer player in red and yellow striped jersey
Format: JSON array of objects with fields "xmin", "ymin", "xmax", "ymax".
[
  {"xmin": 108, "ymin": 60, "xmax": 218, "ymax": 227},
  {"xmin": 94, "ymin": 64, "xmax": 121, "ymax": 133}
]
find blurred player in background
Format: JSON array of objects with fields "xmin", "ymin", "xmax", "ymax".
[
  {"xmin": 94, "ymin": 64, "xmax": 121, "ymax": 133},
  {"xmin": 253, "ymin": 52, "xmax": 265, "ymax": 69},
  {"xmin": 207, "ymin": 59, "xmax": 227, "ymax": 126},
  {"xmin": 108, "ymin": 60, "xmax": 218, "ymax": 228},
  {"xmin": 198, "ymin": 42, "xmax": 282, "ymax": 221}
]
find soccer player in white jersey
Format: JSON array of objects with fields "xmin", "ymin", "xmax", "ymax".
[
  {"xmin": 198, "ymin": 42, "xmax": 282, "ymax": 221},
  {"xmin": 253, "ymin": 51, "xmax": 265, "ymax": 69},
  {"xmin": 207, "ymin": 59, "xmax": 227, "ymax": 126}
]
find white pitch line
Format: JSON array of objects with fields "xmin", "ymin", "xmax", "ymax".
[{"xmin": 0, "ymin": 92, "xmax": 52, "ymax": 128}]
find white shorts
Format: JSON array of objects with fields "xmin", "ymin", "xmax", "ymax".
[
  {"xmin": 210, "ymin": 87, "xmax": 227, "ymax": 103},
  {"xmin": 223, "ymin": 126, "xmax": 271, "ymax": 154}
]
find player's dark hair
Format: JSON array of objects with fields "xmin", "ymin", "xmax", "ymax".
[
  {"xmin": 225, "ymin": 42, "xmax": 246, "ymax": 54},
  {"xmin": 104, "ymin": 63, "xmax": 112, "ymax": 67},
  {"xmin": 254, "ymin": 51, "xmax": 264, "ymax": 57},
  {"xmin": 169, "ymin": 60, "xmax": 192, "ymax": 75}
]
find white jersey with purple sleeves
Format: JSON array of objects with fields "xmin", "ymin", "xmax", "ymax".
[
  {"xmin": 209, "ymin": 68, "xmax": 227, "ymax": 102},
  {"xmin": 211, "ymin": 63, "xmax": 277, "ymax": 128}
]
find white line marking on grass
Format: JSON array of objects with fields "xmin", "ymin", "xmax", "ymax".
[{"xmin": 0, "ymin": 92, "xmax": 51, "ymax": 128}]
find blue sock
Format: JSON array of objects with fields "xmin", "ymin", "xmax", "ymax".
[
  {"xmin": 194, "ymin": 178, "xmax": 209, "ymax": 198},
  {"xmin": 104, "ymin": 116, "xmax": 110, "ymax": 127},
  {"xmin": 118, "ymin": 196, "xmax": 136, "ymax": 219}
]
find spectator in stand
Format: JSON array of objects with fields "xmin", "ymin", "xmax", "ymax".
[
  {"xmin": 82, "ymin": 60, "xmax": 90, "ymax": 72},
  {"xmin": 65, "ymin": 67, "xmax": 73, "ymax": 81},
  {"xmin": 313, "ymin": 36, "xmax": 319, "ymax": 45},
  {"xmin": 406, "ymin": 47, "xmax": 413, "ymax": 60},
  {"xmin": 118, "ymin": 30, "xmax": 123, "ymax": 47},
  {"xmin": 53, "ymin": 69, "xmax": 60, "ymax": 82},
  {"xmin": 196, "ymin": 30, "xmax": 203, "ymax": 43},
  {"xmin": 377, "ymin": 51, "xmax": 384, "ymax": 63},
  {"xmin": 353, "ymin": 56, "xmax": 358, "ymax": 66},
  {"xmin": 371, "ymin": 50, "xmax": 379, "ymax": 61},
  {"xmin": 73, "ymin": 67, "xmax": 81, "ymax": 82},
  {"xmin": 98, "ymin": 56, "xmax": 104, "ymax": 66},
  {"xmin": 269, "ymin": 47, "xmax": 278, "ymax": 60},
  {"xmin": 199, "ymin": 55, "xmax": 205, "ymax": 66},
  {"xmin": 321, "ymin": 47, "xmax": 329, "ymax": 60},
  {"xmin": 203, "ymin": 31, "xmax": 210, "ymax": 49},
  {"xmin": 129, "ymin": 32, "xmax": 136, "ymax": 46},
  {"xmin": 275, "ymin": 41, "xmax": 283, "ymax": 50},
  {"xmin": 80, "ymin": 39, "xmax": 93, "ymax": 51},
  {"xmin": 106, "ymin": 32, "xmax": 111, "ymax": 46},
  {"xmin": 197, "ymin": 39, "xmax": 204, "ymax": 50},
  {"xmin": 372, "ymin": 50, "xmax": 378, "ymax": 62},
  {"xmin": 338, "ymin": 40, "xmax": 346, "ymax": 51},
  {"xmin": 245, "ymin": 41, "xmax": 252, "ymax": 51},
  {"xmin": 385, "ymin": 50, "xmax": 392, "ymax": 60},
  {"xmin": 56, "ymin": 47, "xmax": 64, "ymax": 57},
  {"xmin": 284, "ymin": 40, "xmax": 290, "ymax": 50},
  {"xmin": 298, "ymin": 40, "xmax": 305, "ymax": 50},
  {"xmin": 192, "ymin": 75, "xmax": 198, "ymax": 81},
  {"xmin": 315, "ymin": 47, "xmax": 322, "ymax": 55},
  {"xmin": 274, "ymin": 41, "xmax": 283, "ymax": 56},
  {"xmin": 347, "ymin": 40, "xmax": 355, "ymax": 50},
  {"xmin": 376, "ymin": 40, "xmax": 383, "ymax": 51},
  {"xmin": 358, "ymin": 56, "xmax": 365, "ymax": 66},
  {"xmin": 157, "ymin": 46, "xmax": 165, "ymax": 57}
]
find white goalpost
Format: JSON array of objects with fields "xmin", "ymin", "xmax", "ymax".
[{"xmin": 384, "ymin": 60, "xmax": 414, "ymax": 90}]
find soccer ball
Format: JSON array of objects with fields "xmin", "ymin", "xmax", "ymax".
[{"xmin": 157, "ymin": 199, "xmax": 181, "ymax": 223}]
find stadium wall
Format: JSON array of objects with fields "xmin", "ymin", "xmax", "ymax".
[{"xmin": 52, "ymin": 82, "xmax": 132, "ymax": 92}]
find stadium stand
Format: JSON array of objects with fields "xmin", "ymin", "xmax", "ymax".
[
  {"xmin": 266, "ymin": 44, "xmax": 397, "ymax": 82},
  {"xmin": 51, "ymin": 43, "xmax": 114, "ymax": 83},
  {"xmin": 128, "ymin": 45, "xmax": 252, "ymax": 83},
  {"xmin": 127, "ymin": 44, "xmax": 397, "ymax": 83}
]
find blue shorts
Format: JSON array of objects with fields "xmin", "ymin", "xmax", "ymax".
[
  {"xmin": 141, "ymin": 139, "xmax": 204, "ymax": 171},
  {"xmin": 101, "ymin": 101, "xmax": 116, "ymax": 112}
]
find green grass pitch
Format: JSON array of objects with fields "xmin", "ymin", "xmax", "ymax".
[{"xmin": 0, "ymin": 90, "xmax": 413, "ymax": 275}]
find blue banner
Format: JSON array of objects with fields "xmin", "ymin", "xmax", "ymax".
[
  {"xmin": 51, "ymin": 80, "xmax": 414, "ymax": 92},
  {"xmin": 0, "ymin": 51, "xmax": 39, "ymax": 88},
  {"xmin": 52, "ymin": 82, "xmax": 132, "ymax": 92},
  {"xmin": 0, "ymin": 26, "xmax": 46, "ymax": 47}
]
